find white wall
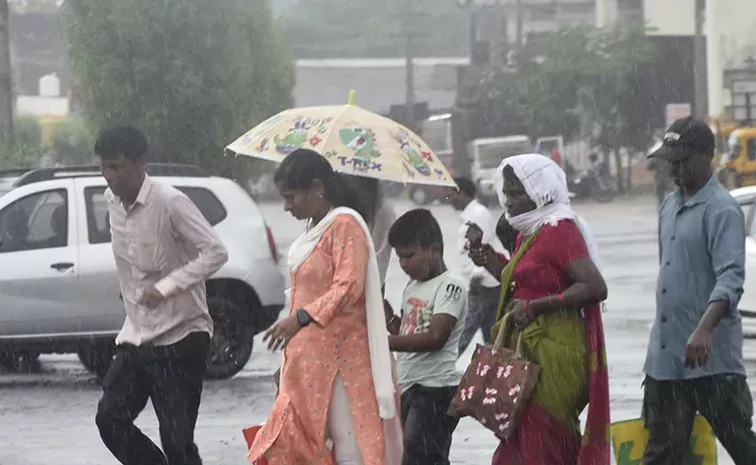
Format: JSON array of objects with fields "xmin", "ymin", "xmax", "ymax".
[
  {"xmin": 16, "ymin": 96, "xmax": 69, "ymax": 117},
  {"xmin": 644, "ymin": 0, "xmax": 756, "ymax": 70},
  {"xmin": 644, "ymin": 0, "xmax": 696, "ymax": 36}
]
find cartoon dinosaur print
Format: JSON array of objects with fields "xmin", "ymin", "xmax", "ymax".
[
  {"xmin": 274, "ymin": 121, "xmax": 308, "ymax": 154},
  {"xmin": 339, "ymin": 127, "xmax": 381, "ymax": 159},
  {"xmin": 393, "ymin": 130, "xmax": 431, "ymax": 176}
]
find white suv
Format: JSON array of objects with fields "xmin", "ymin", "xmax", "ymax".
[
  {"xmin": 0, "ymin": 164, "xmax": 285, "ymax": 379},
  {"xmin": 729, "ymin": 186, "xmax": 756, "ymax": 338}
]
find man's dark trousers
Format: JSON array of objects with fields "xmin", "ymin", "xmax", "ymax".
[
  {"xmin": 96, "ymin": 332, "xmax": 210, "ymax": 465},
  {"xmin": 643, "ymin": 374, "xmax": 756, "ymax": 465},
  {"xmin": 458, "ymin": 284, "xmax": 500, "ymax": 354}
]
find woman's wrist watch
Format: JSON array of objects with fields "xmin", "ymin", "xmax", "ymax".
[{"xmin": 296, "ymin": 309, "xmax": 312, "ymax": 327}]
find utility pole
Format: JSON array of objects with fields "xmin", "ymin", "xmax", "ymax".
[
  {"xmin": 705, "ymin": 0, "xmax": 723, "ymax": 118},
  {"xmin": 693, "ymin": 0, "xmax": 707, "ymax": 119},
  {"xmin": 0, "ymin": 0, "xmax": 13, "ymax": 143},
  {"xmin": 515, "ymin": 0, "xmax": 524, "ymax": 58},
  {"xmin": 403, "ymin": 0, "xmax": 416, "ymax": 129}
]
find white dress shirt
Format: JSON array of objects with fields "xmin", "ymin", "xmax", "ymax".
[
  {"xmin": 106, "ymin": 176, "xmax": 229, "ymax": 346},
  {"xmin": 457, "ymin": 199, "xmax": 503, "ymax": 289}
]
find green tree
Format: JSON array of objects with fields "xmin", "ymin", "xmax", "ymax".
[
  {"xmin": 62, "ymin": 0, "xmax": 294, "ymax": 175},
  {"xmin": 48, "ymin": 118, "xmax": 94, "ymax": 165},
  {"xmin": 579, "ymin": 26, "xmax": 658, "ymax": 191},
  {"xmin": 478, "ymin": 25, "xmax": 658, "ymax": 191},
  {"xmin": 278, "ymin": 0, "xmax": 469, "ymax": 58},
  {"xmin": 9, "ymin": 0, "xmax": 60, "ymax": 14},
  {"xmin": 0, "ymin": 117, "xmax": 44, "ymax": 168}
]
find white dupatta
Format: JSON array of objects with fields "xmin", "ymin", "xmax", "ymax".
[
  {"xmin": 284, "ymin": 207, "xmax": 403, "ymax": 462},
  {"xmin": 494, "ymin": 153, "xmax": 601, "ymax": 269}
]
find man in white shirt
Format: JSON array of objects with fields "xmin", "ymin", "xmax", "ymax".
[
  {"xmin": 93, "ymin": 125, "xmax": 229, "ymax": 465},
  {"xmin": 340, "ymin": 175, "xmax": 397, "ymax": 287},
  {"xmin": 449, "ymin": 177, "xmax": 503, "ymax": 354}
]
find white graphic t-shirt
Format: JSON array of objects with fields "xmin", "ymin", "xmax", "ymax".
[{"xmin": 396, "ymin": 271, "xmax": 467, "ymax": 393}]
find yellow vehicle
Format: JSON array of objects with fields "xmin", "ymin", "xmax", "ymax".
[
  {"xmin": 710, "ymin": 117, "xmax": 741, "ymax": 167},
  {"xmin": 717, "ymin": 127, "xmax": 756, "ymax": 189}
]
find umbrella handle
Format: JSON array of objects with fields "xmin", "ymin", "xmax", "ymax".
[{"xmin": 348, "ymin": 89, "xmax": 356, "ymax": 105}]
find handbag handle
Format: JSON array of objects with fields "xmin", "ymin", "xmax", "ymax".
[{"xmin": 493, "ymin": 312, "xmax": 525, "ymax": 358}]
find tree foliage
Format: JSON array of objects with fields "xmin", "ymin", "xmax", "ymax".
[
  {"xmin": 278, "ymin": 0, "xmax": 469, "ymax": 58},
  {"xmin": 62, "ymin": 0, "xmax": 294, "ymax": 174},
  {"xmin": 9, "ymin": 0, "xmax": 60, "ymax": 14},
  {"xmin": 48, "ymin": 118, "xmax": 94, "ymax": 165},
  {"xmin": 0, "ymin": 117, "xmax": 44, "ymax": 169},
  {"xmin": 477, "ymin": 25, "xmax": 658, "ymax": 190}
]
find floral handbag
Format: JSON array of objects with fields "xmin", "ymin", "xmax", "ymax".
[{"xmin": 448, "ymin": 315, "xmax": 540, "ymax": 440}]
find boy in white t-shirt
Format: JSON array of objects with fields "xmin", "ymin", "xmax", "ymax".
[{"xmin": 384, "ymin": 208, "xmax": 467, "ymax": 465}]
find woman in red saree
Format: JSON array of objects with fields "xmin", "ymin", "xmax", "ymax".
[{"xmin": 470, "ymin": 153, "xmax": 611, "ymax": 465}]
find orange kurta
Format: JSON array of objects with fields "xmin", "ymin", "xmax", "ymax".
[{"xmin": 249, "ymin": 214, "xmax": 387, "ymax": 465}]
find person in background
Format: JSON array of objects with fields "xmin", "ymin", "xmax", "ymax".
[
  {"xmin": 470, "ymin": 153, "xmax": 610, "ymax": 465},
  {"xmin": 550, "ymin": 146, "xmax": 563, "ymax": 168},
  {"xmin": 384, "ymin": 208, "xmax": 466, "ymax": 465},
  {"xmin": 341, "ymin": 175, "xmax": 397, "ymax": 287},
  {"xmin": 250, "ymin": 149, "xmax": 402, "ymax": 465},
  {"xmin": 642, "ymin": 117, "xmax": 756, "ymax": 465},
  {"xmin": 449, "ymin": 176, "xmax": 503, "ymax": 354},
  {"xmin": 94, "ymin": 125, "xmax": 229, "ymax": 465},
  {"xmin": 647, "ymin": 155, "xmax": 673, "ymax": 207}
]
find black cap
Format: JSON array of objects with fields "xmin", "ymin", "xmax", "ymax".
[{"xmin": 647, "ymin": 116, "xmax": 716, "ymax": 161}]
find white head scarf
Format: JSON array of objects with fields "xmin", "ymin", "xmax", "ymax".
[{"xmin": 495, "ymin": 153, "xmax": 601, "ymax": 270}]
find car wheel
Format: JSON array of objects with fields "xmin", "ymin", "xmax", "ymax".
[
  {"xmin": 410, "ymin": 187, "xmax": 430, "ymax": 205},
  {"xmin": 592, "ymin": 188, "xmax": 616, "ymax": 203},
  {"xmin": 78, "ymin": 342, "xmax": 116, "ymax": 379},
  {"xmin": 205, "ymin": 296, "xmax": 254, "ymax": 380}
]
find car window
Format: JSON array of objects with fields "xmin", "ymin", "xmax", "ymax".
[
  {"xmin": 84, "ymin": 186, "xmax": 226, "ymax": 245},
  {"xmin": 737, "ymin": 197, "xmax": 756, "ymax": 237},
  {"xmin": 749, "ymin": 139, "xmax": 756, "ymax": 162},
  {"xmin": 740, "ymin": 200, "xmax": 753, "ymax": 219},
  {"xmin": 0, "ymin": 189, "xmax": 68, "ymax": 253},
  {"xmin": 178, "ymin": 187, "xmax": 227, "ymax": 226},
  {"xmin": 84, "ymin": 187, "xmax": 111, "ymax": 245},
  {"xmin": 746, "ymin": 202, "xmax": 756, "ymax": 238}
]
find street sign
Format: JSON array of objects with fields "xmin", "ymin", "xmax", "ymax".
[{"xmin": 665, "ymin": 103, "xmax": 692, "ymax": 126}]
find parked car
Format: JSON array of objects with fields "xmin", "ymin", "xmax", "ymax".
[
  {"xmin": 729, "ymin": 186, "xmax": 756, "ymax": 338},
  {"xmin": 0, "ymin": 164, "xmax": 285, "ymax": 379}
]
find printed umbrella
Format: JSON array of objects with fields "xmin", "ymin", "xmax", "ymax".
[{"xmin": 225, "ymin": 90, "xmax": 456, "ymax": 187}]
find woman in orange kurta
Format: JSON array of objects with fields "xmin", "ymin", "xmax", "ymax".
[{"xmin": 248, "ymin": 149, "xmax": 402, "ymax": 465}]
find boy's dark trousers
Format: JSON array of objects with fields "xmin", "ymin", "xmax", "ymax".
[
  {"xmin": 96, "ymin": 331, "xmax": 210, "ymax": 465},
  {"xmin": 401, "ymin": 384, "xmax": 459, "ymax": 465},
  {"xmin": 643, "ymin": 374, "xmax": 756, "ymax": 465}
]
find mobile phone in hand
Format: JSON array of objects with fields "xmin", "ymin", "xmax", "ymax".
[{"xmin": 465, "ymin": 222, "xmax": 484, "ymax": 249}]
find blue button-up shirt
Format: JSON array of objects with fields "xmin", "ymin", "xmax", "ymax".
[{"xmin": 643, "ymin": 175, "xmax": 747, "ymax": 380}]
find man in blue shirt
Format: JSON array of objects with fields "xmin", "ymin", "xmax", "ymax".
[{"xmin": 643, "ymin": 116, "xmax": 756, "ymax": 465}]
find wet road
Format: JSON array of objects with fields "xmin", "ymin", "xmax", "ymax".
[{"xmin": 1, "ymin": 196, "xmax": 755, "ymax": 464}]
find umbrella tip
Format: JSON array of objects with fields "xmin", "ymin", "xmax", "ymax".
[{"xmin": 348, "ymin": 89, "xmax": 356, "ymax": 105}]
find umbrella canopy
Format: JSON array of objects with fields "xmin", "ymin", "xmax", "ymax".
[{"xmin": 226, "ymin": 91, "xmax": 456, "ymax": 187}]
